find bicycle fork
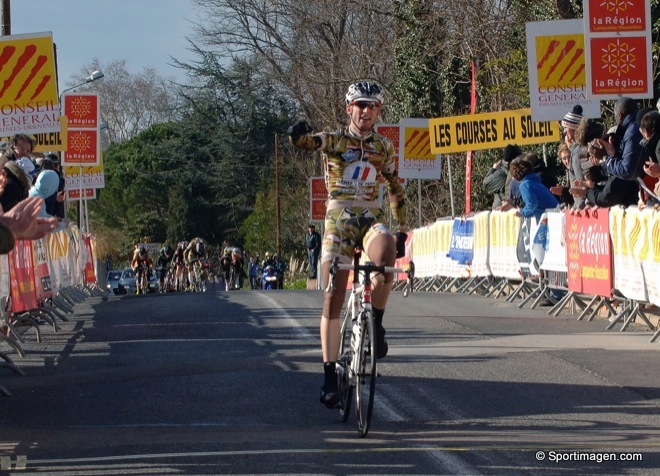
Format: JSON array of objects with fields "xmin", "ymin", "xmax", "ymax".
[{"xmin": 350, "ymin": 280, "xmax": 373, "ymax": 384}]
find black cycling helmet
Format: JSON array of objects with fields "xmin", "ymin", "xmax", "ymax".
[
  {"xmin": 345, "ymin": 81, "xmax": 384, "ymax": 105},
  {"xmin": 196, "ymin": 241, "xmax": 205, "ymax": 254}
]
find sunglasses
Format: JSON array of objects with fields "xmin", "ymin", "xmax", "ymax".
[{"xmin": 351, "ymin": 101, "xmax": 380, "ymax": 110}]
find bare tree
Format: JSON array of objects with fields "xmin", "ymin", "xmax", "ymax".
[
  {"xmin": 67, "ymin": 60, "xmax": 182, "ymax": 143},
  {"xmin": 188, "ymin": 0, "xmax": 397, "ymax": 128}
]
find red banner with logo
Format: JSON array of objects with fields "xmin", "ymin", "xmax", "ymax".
[
  {"xmin": 309, "ymin": 177, "xmax": 328, "ymax": 222},
  {"xmin": 565, "ymin": 210, "xmax": 612, "ymax": 297},
  {"xmin": 584, "ymin": 0, "xmax": 652, "ymax": 99},
  {"xmin": 61, "ymin": 92, "xmax": 101, "ymax": 166},
  {"xmin": 8, "ymin": 240, "xmax": 39, "ymax": 312}
]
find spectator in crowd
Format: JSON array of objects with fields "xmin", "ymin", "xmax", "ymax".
[
  {"xmin": 503, "ymin": 153, "xmax": 556, "ymax": 212},
  {"xmin": 305, "ymin": 223, "xmax": 322, "ymax": 279},
  {"xmin": 574, "ymin": 117, "xmax": 605, "ymax": 171},
  {"xmin": 644, "ymin": 160, "xmax": 660, "ymax": 200},
  {"xmin": 40, "ymin": 154, "xmax": 66, "ymax": 218},
  {"xmin": 15, "ymin": 156, "xmax": 36, "ymax": 185},
  {"xmin": 0, "ymin": 134, "xmax": 35, "ymax": 167},
  {"xmin": 549, "ymin": 143, "xmax": 575, "ymax": 206},
  {"xmin": 637, "ymin": 110, "xmax": 660, "ymax": 204},
  {"xmin": 570, "ymin": 164, "xmax": 636, "ymax": 209},
  {"xmin": 0, "ymin": 157, "xmax": 31, "ymax": 213},
  {"xmin": 28, "ymin": 169, "xmax": 66, "ymax": 233},
  {"xmin": 576, "ymin": 132, "xmax": 639, "ymax": 208},
  {"xmin": 562, "ymin": 105, "xmax": 590, "ymax": 180},
  {"xmin": 48, "ymin": 154, "xmax": 66, "ymax": 218},
  {"xmin": 509, "ymin": 157, "xmax": 559, "ymax": 220},
  {"xmin": 483, "ymin": 144, "xmax": 521, "ymax": 209},
  {"xmin": 593, "ymin": 97, "xmax": 645, "ymax": 181}
]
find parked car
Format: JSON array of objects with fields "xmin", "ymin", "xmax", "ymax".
[
  {"xmin": 119, "ymin": 267, "xmax": 137, "ymax": 294},
  {"xmin": 149, "ymin": 269, "xmax": 159, "ymax": 291},
  {"xmin": 106, "ymin": 270, "xmax": 123, "ymax": 295}
]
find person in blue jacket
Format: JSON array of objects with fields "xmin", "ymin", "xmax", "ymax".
[
  {"xmin": 509, "ymin": 157, "xmax": 559, "ymax": 221},
  {"xmin": 28, "ymin": 170, "xmax": 66, "ymax": 233},
  {"xmin": 593, "ymin": 97, "xmax": 644, "ymax": 181}
]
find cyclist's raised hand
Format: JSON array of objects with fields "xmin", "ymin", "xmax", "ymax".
[{"xmin": 287, "ymin": 120, "xmax": 313, "ymax": 141}]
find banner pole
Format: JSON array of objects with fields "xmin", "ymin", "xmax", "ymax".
[
  {"xmin": 417, "ymin": 179, "xmax": 422, "ymax": 228},
  {"xmin": 84, "ymin": 197, "xmax": 89, "ymax": 233},
  {"xmin": 447, "ymin": 156, "xmax": 456, "ymax": 219},
  {"xmin": 79, "ymin": 165, "xmax": 83, "ymax": 231}
]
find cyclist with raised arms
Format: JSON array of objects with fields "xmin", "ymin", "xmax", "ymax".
[{"xmin": 288, "ymin": 81, "xmax": 407, "ymax": 408}]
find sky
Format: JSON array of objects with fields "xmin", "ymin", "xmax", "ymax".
[{"xmin": 11, "ymin": 0, "xmax": 198, "ymax": 88}]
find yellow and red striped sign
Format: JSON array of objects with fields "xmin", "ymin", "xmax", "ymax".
[{"xmin": 0, "ymin": 32, "xmax": 60, "ymax": 135}]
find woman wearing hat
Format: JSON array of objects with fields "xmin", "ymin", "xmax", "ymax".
[{"xmin": 561, "ymin": 105, "xmax": 590, "ymax": 207}]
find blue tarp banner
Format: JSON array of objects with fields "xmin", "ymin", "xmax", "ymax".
[{"xmin": 447, "ymin": 218, "xmax": 474, "ymax": 265}]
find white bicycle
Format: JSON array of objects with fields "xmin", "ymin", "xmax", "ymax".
[{"xmin": 327, "ymin": 247, "xmax": 414, "ymax": 437}]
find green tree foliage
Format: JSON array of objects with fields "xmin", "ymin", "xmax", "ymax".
[{"xmin": 92, "ymin": 56, "xmax": 297, "ymax": 260}]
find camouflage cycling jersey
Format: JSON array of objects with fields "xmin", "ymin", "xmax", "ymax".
[
  {"xmin": 291, "ymin": 128, "xmax": 406, "ymax": 226},
  {"xmin": 184, "ymin": 238, "xmax": 207, "ymax": 265},
  {"xmin": 292, "ymin": 128, "xmax": 406, "ymax": 263}
]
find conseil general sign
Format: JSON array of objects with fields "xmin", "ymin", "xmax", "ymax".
[
  {"xmin": 0, "ymin": 32, "xmax": 60, "ymax": 135},
  {"xmin": 428, "ymin": 108, "xmax": 561, "ymax": 155}
]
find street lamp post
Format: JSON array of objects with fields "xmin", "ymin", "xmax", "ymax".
[
  {"xmin": 59, "ymin": 70, "xmax": 104, "ymax": 97},
  {"xmin": 58, "ymin": 70, "xmax": 104, "ymax": 233}
]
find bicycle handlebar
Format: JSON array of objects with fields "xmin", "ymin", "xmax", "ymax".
[
  {"xmin": 334, "ymin": 262, "xmax": 408, "ymax": 274},
  {"xmin": 325, "ymin": 258, "xmax": 415, "ymax": 297}
]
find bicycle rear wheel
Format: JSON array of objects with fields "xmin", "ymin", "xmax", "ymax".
[{"xmin": 355, "ymin": 310, "xmax": 376, "ymax": 437}]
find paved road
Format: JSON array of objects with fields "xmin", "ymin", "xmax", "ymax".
[{"xmin": 1, "ymin": 287, "xmax": 659, "ymax": 474}]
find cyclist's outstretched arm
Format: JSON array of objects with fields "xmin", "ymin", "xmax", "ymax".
[{"xmin": 288, "ymin": 121, "xmax": 322, "ymax": 151}]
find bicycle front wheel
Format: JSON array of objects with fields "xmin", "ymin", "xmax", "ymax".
[
  {"xmin": 337, "ymin": 310, "xmax": 353, "ymax": 422},
  {"xmin": 355, "ymin": 311, "xmax": 376, "ymax": 437}
]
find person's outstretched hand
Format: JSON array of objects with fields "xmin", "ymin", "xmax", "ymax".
[
  {"xmin": 0, "ymin": 197, "xmax": 59, "ymax": 240},
  {"xmin": 287, "ymin": 121, "xmax": 313, "ymax": 141}
]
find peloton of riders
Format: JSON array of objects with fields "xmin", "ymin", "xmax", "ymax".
[{"xmin": 124, "ymin": 240, "xmax": 288, "ymax": 293}]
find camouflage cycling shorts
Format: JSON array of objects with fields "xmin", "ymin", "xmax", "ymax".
[{"xmin": 322, "ymin": 205, "xmax": 391, "ymax": 264}]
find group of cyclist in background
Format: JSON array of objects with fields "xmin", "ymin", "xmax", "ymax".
[{"xmin": 130, "ymin": 240, "xmax": 287, "ymax": 294}]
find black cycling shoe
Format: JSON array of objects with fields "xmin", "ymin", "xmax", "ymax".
[
  {"xmin": 376, "ymin": 323, "xmax": 388, "ymax": 359},
  {"xmin": 320, "ymin": 382, "xmax": 340, "ymax": 408}
]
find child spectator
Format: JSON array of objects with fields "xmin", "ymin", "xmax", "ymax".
[{"xmin": 509, "ymin": 158, "xmax": 559, "ymax": 220}]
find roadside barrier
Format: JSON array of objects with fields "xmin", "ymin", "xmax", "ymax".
[
  {"xmin": 0, "ymin": 225, "xmax": 104, "ymax": 396},
  {"xmin": 396, "ymin": 206, "xmax": 660, "ymax": 342}
]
